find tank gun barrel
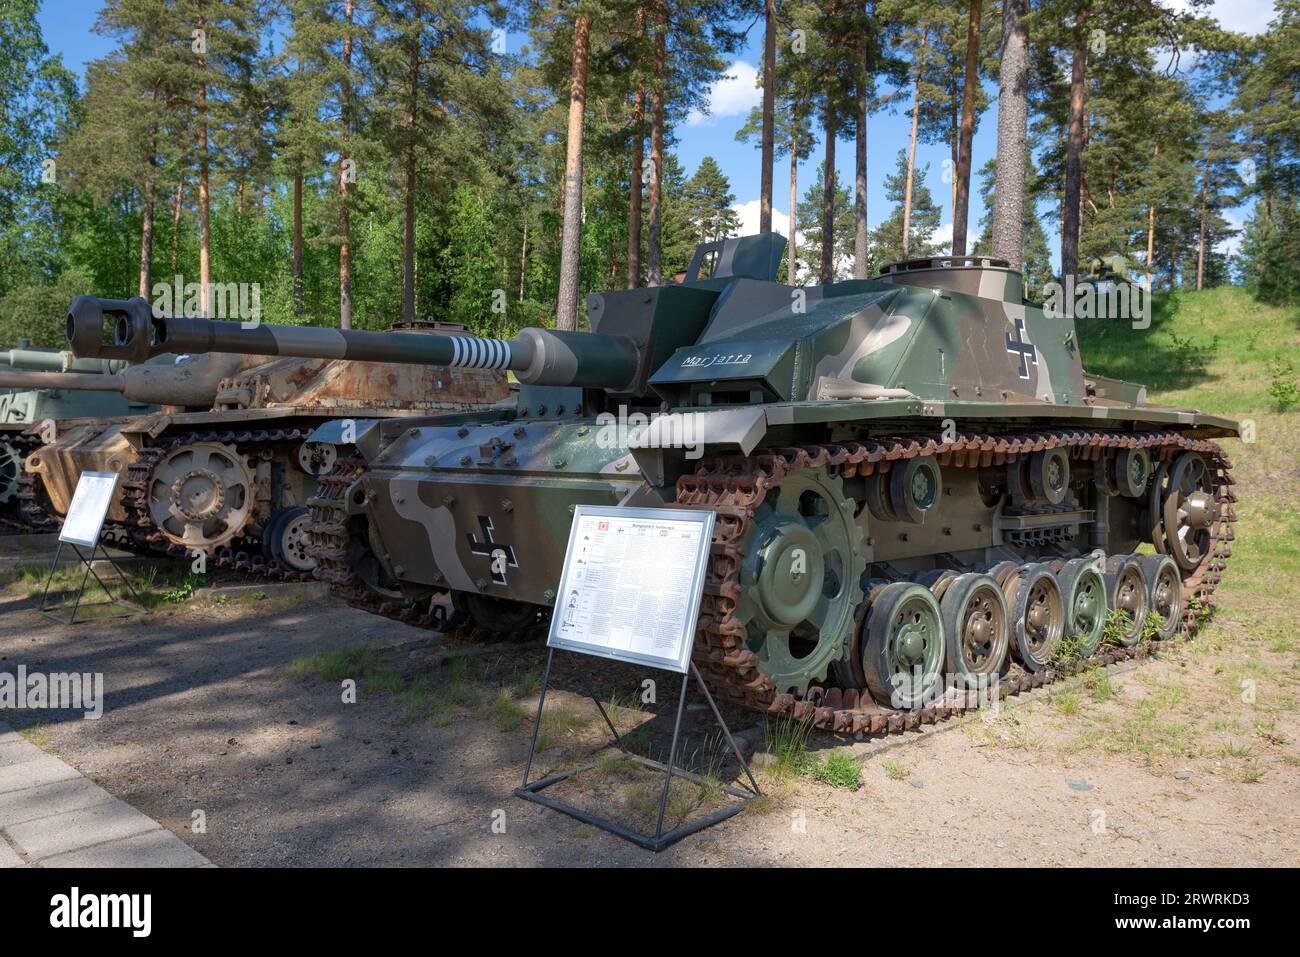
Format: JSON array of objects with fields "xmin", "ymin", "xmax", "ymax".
[
  {"xmin": 67, "ymin": 296, "xmax": 640, "ymax": 391},
  {"xmin": 0, "ymin": 369, "xmax": 127, "ymax": 392},
  {"xmin": 1, "ymin": 346, "xmax": 127, "ymax": 374}
]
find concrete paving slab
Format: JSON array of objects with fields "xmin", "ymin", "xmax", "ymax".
[
  {"xmin": 0, "ymin": 776, "xmax": 116, "ymax": 827},
  {"xmin": 0, "ymin": 722, "xmax": 209, "ymax": 866},
  {"xmin": 0, "ymin": 754, "xmax": 82, "ymax": 793},
  {"xmin": 5, "ymin": 797, "xmax": 161, "ymax": 859},
  {"xmin": 43, "ymin": 827, "xmax": 209, "ymax": 869},
  {"xmin": 0, "ymin": 840, "xmax": 25, "ymax": 868}
]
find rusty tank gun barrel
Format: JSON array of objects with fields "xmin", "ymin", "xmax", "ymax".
[
  {"xmin": 67, "ymin": 296, "xmax": 640, "ymax": 391},
  {"xmin": 0, "ymin": 369, "xmax": 127, "ymax": 392}
]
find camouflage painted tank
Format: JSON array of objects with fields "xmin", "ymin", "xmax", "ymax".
[
  {"xmin": 67, "ymin": 235, "xmax": 1238, "ymax": 730},
  {"xmin": 42, "ymin": 309, "xmax": 509, "ymax": 576},
  {"xmin": 0, "ymin": 347, "xmax": 157, "ymax": 530}
]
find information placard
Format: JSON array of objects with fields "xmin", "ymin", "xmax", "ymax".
[
  {"xmin": 58, "ymin": 471, "xmax": 119, "ymax": 548},
  {"xmin": 547, "ymin": 505, "xmax": 715, "ymax": 674}
]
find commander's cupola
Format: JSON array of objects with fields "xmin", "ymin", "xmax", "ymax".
[{"xmin": 877, "ymin": 256, "xmax": 1023, "ymax": 305}]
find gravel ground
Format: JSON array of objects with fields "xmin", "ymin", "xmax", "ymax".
[{"xmin": 1, "ymin": 556, "xmax": 1297, "ymax": 867}]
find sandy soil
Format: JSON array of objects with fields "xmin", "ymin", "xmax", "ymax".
[{"xmin": 1, "ymin": 559, "xmax": 1296, "ymax": 867}]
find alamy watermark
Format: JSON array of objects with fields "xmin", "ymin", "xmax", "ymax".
[
  {"xmin": 596, "ymin": 406, "xmax": 704, "ymax": 459},
  {"xmin": 1042, "ymin": 275, "xmax": 1151, "ymax": 329},
  {"xmin": 151, "ymin": 274, "xmax": 262, "ymax": 326},
  {"xmin": 0, "ymin": 665, "xmax": 103, "ymax": 719}
]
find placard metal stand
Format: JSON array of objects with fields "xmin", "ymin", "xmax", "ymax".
[
  {"xmin": 513, "ymin": 504, "xmax": 760, "ymax": 852},
  {"xmin": 516, "ymin": 648, "xmax": 761, "ymax": 852},
  {"xmin": 38, "ymin": 470, "xmax": 148, "ymax": 624}
]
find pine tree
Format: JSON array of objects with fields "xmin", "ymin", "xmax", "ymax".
[
  {"xmin": 870, "ymin": 148, "xmax": 942, "ymax": 265},
  {"xmin": 686, "ymin": 156, "xmax": 739, "ymax": 245}
]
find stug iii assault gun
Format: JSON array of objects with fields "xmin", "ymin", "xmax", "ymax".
[
  {"xmin": 0, "ymin": 346, "xmax": 156, "ymax": 529},
  {"xmin": 68, "ymin": 235, "xmax": 1238, "ymax": 733},
  {"xmin": 30, "ymin": 315, "xmax": 509, "ymax": 576}
]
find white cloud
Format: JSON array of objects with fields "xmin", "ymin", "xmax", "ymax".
[
  {"xmin": 729, "ymin": 199, "xmax": 791, "ymax": 240},
  {"xmin": 1216, "ymin": 209, "xmax": 1246, "ymax": 258},
  {"xmin": 1168, "ymin": 0, "xmax": 1275, "ymax": 37},
  {"xmin": 686, "ymin": 61, "xmax": 761, "ymax": 127},
  {"xmin": 931, "ymin": 222, "xmax": 954, "ymax": 254}
]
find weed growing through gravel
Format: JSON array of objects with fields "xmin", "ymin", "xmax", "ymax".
[
  {"xmin": 881, "ymin": 758, "xmax": 909, "ymax": 780},
  {"xmin": 809, "ymin": 750, "xmax": 862, "ymax": 790}
]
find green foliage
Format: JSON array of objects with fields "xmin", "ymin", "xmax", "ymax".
[
  {"xmin": 1266, "ymin": 358, "xmax": 1300, "ymax": 411},
  {"xmin": 809, "ymin": 749, "xmax": 862, "ymax": 790}
]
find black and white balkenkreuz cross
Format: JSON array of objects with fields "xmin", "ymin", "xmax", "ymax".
[
  {"xmin": 468, "ymin": 515, "xmax": 518, "ymax": 586},
  {"xmin": 1005, "ymin": 317, "xmax": 1038, "ymax": 379}
]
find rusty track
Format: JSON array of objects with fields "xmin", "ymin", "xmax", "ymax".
[
  {"xmin": 674, "ymin": 429, "xmax": 1234, "ymax": 733},
  {"xmin": 116, "ymin": 428, "xmax": 316, "ymax": 582},
  {"xmin": 305, "ymin": 426, "xmax": 1235, "ymax": 736}
]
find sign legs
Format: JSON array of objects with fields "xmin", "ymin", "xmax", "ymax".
[{"xmin": 516, "ymin": 649, "xmax": 761, "ymax": 852}]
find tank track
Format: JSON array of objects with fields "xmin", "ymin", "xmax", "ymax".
[
  {"xmin": 305, "ymin": 426, "xmax": 1234, "ymax": 736},
  {"xmin": 674, "ymin": 429, "xmax": 1234, "ymax": 733},
  {"xmin": 117, "ymin": 428, "xmax": 316, "ymax": 582},
  {"xmin": 11, "ymin": 433, "xmax": 57, "ymax": 531}
]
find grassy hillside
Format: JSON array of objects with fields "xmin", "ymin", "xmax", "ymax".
[{"xmin": 1077, "ymin": 286, "xmax": 1300, "ymax": 608}]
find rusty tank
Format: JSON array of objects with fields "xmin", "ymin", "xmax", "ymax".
[
  {"xmin": 40, "ymin": 313, "xmax": 509, "ymax": 576},
  {"xmin": 1, "ymin": 346, "xmax": 158, "ymax": 530},
  {"xmin": 67, "ymin": 235, "xmax": 1238, "ymax": 732}
]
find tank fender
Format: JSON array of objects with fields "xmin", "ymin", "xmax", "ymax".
[{"xmin": 306, "ymin": 417, "xmax": 387, "ymax": 461}]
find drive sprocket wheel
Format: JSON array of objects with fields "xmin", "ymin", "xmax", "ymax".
[
  {"xmin": 147, "ymin": 441, "xmax": 255, "ymax": 549},
  {"xmin": 734, "ymin": 467, "xmax": 865, "ymax": 696},
  {"xmin": 0, "ymin": 440, "xmax": 21, "ymax": 506}
]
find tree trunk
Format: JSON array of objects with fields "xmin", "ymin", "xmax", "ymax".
[
  {"xmin": 556, "ymin": 13, "xmax": 591, "ymax": 330},
  {"xmin": 760, "ymin": 0, "xmax": 777, "ymax": 233},
  {"xmin": 647, "ymin": 2, "xmax": 667, "ymax": 286},
  {"xmin": 519, "ymin": 220, "xmax": 528, "ymax": 301},
  {"xmin": 1061, "ymin": 11, "xmax": 1088, "ymax": 284},
  {"xmin": 627, "ymin": 87, "xmax": 644, "ymax": 287},
  {"xmin": 952, "ymin": 0, "xmax": 982, "ymax": 256},
  {"xmin": 992, "ymin": 0, "xmax": 1029, "ymax": 266},
  {"xmin": 788, "ymin": 133, "xmax": 799, "ymax": 282},
  {"xmin": 196, "ymin": 21, "xmax": 211, "ymax": 319},
  {"xmin": 170, "ymin": 181, "xmax": 183, "ymax": 272},
  {"xmin": 1145, "ymin": 142, "xmax": 1159, "ymax": 292},
  {"xmin": 402, "ymin": 28, "xmax": 419, "ymax": 326},
  {"xmin": 1196, "ymin": 154, "xmax": 1208, "ymax": 291},
  {"xmin": 293, "ymin": 172, "xmax": 303, "ymax": 318},
  {"xmin": 853, "ymin": 35, "xmax": 869, "ymax": 278},
  {"xmin": 820, "ymin": 113, "xmax": 837, "ymax": 285},
  {"xmin": 902, "ymin": 28, "xmax": 927, "ymax": 259},
  {"xmin": 339, "ymin": 0, "xmax": 354, "ymax": 329}
]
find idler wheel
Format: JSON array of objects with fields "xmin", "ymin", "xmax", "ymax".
[
  {"xmin": 1007, "ymin": 563, "xmax": 1064, "ymax": 671},
  {"xmin": 862, "ymin": 581, "xmax": 945, "ymax": 709},
  {"xmin": 1057, "ymin": 557, "xmax": 1107, "ymax": 657},
  {"xmin": 1103, "ymin": 554, "xmax": 1149, "ymax": 646},
  {"xmin": 940, "ymin": 572, "xmax": 1010, "ymax": 683},
  {"xmin": 1162, "ymin": 452, "xmax": 1215, "ymax": 571}
]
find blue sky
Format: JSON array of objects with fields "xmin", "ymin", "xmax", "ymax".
[{"xmin": 38, "ymin": 0, "xmax": 1276, "ymax": 273}]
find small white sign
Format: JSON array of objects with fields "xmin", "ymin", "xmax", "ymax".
[
  {"xmin": 548, "ymin": 505, "xmax": 715, "ymax": 674},
  {"xmin": 59, "ymin": 471, "xmax": 119, "ymax": 548}
]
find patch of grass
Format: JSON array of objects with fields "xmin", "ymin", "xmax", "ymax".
[
  {"xmin": 763, "ymin": 714, "xmax": 814, "ymax": 779},
  {"xmin": 809, "ymin": 749, "xmax": 862, "ymax": 790},
  {"xmin": 880, "ymin": 757, "xmax": 909, "ymax": 780},
  {"xmin": 515, "ymin": 671, "xmax": 542, "ymax": 697},
  {"xmin": 1102, "ymin": 610, "xmax": 1134, "ymax": 647},
  {"xmin": 1051, "ymin": 689, "xmax": 1081, "ymax": 716},
  {"xmin": 288, "ymin": 644, "xmax": 384, "ymax": 682},
  {"xmin": 480, "ymin": 687, "xmax": 526, "ymax": 732}
]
